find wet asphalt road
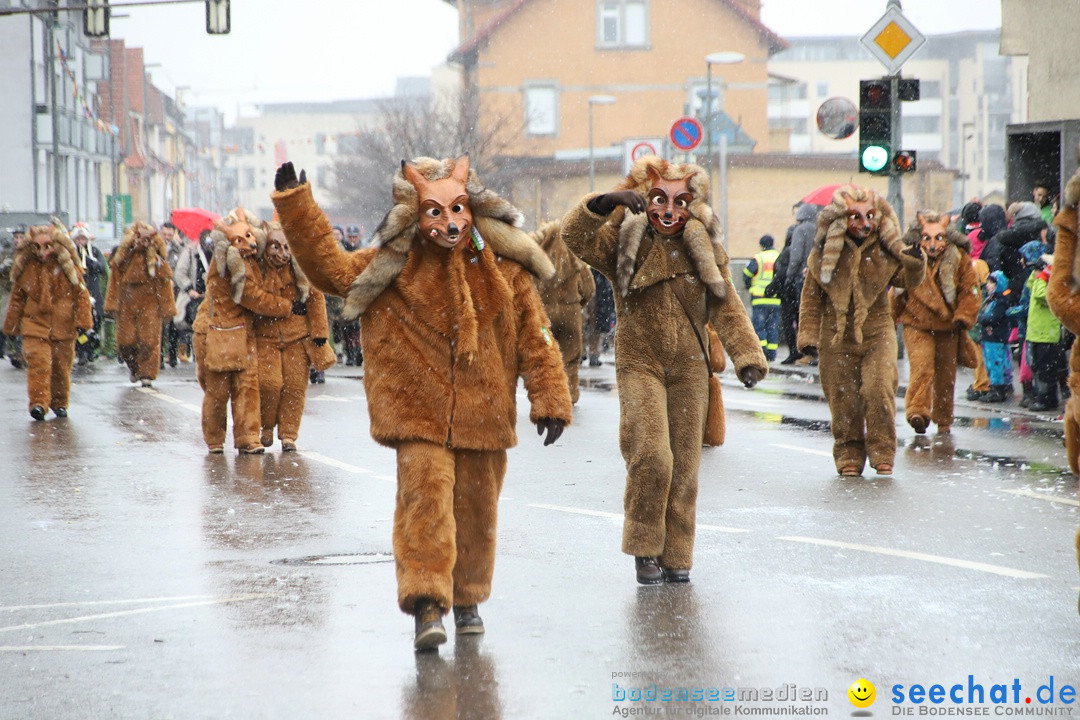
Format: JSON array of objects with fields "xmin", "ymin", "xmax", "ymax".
[{"xmin": 0, "ymin": 356, "xmax": 1077, "ymax": 719}]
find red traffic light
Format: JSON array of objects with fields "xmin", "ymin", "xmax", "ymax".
[
  {"xmin": 893, "ymin": 150, "xmax": 917, "ymax": 173},
  {"xmin": 859, "ymin": 80, "xmax": 891, "ymax": 109}
]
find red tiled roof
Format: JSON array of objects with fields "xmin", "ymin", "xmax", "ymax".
[{"xmin": 448, "ymin": 0, "xmax": 789, "ymax": 62}]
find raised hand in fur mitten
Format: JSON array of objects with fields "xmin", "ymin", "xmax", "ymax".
[
  {"xmin": 738, "ymin": 366, "xmax": 765, "ymax": 389},
  {"xmin": 902, "ymin": 243, "xmax": 924, "ymax": 259},
  {"xmin": 536, "ymin": 417, "xmax": 565, "ymax": 446},
  {"xmin": 587, "ymin": 190, "xmax": 647, "ymax": 216},
  {"xmin": 274, "ymin": 162, "xmax": 307, "ymax": 192}
]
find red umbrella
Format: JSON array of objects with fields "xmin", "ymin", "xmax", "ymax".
[
  {"xmin": 800, "ymin": 184, "xmax": 842, "ymax": 207},
  {"xmin": 170, "ymin": 207, "xmax": 220, "ymax": 240}
]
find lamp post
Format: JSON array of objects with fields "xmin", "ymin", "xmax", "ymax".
[
  {"xmin": 588, "ymin": 95, "xmax": 616, "ymax": 191},
  {"xmin": 960, "ymin": 121, "xmax": 975, "ymax": 203},
  {"xmin": 703, "ymin": 51, "xmax": 744, "ymax": 247}
]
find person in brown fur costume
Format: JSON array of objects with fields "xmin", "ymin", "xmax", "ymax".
[
  {"xmin": 191, "ymin": 209, "xmax": 302, "ymax": 454},
  {"xmin": 530, "ymin": 219, "xmax": 595, "ymax": 403},
  {"xmin": 3, "ymin": 220, "xmax": 92, "ymax": 420},
  {"xmin": 798, "ymin": 186, "xmax": 926, "ymax": 476},
  {"xmin": 254, "ymin": 222, "xmax": 330, "ymax": 452},
  {"xmin": 892, "ymin": 211, "xmax": 980, "ymax": 435},
  {"xmin": 271, "ymin": 156, "xmax": 572, "ymax": 652},
  {"xmin": 1045, "ymin": 166, "xmax": 1080, "ymax": 610},
  {"xmin": 103, "ymin": 222, "xmax": 177, "ymax": 387},
  {"xmin": 561, "ymin": 155, "xmax": 768, "ymax": 586}
]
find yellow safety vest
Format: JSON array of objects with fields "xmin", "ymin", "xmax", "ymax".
[{"xmin": 747, "ymin": 249, "xmax": 780, "ymax": 305}]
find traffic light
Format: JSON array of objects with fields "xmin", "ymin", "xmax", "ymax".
[
  {"xmin": 83, "ymin": 0, "xmax": 109, "ymax": 37},
  {"xmin": 858, "ymin": 79, "xmax": 892, "ymax": 174},
  {"xmin": 206, "ymin": 0, "xmax": 230, "ymax": 34},
  {"xmin": 893, "ymin": 150, "xmax": 917, "ymax": 174}
]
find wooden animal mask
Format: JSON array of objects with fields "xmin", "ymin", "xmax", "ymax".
[
  {"xmin": 30, "ymin": 227, "xmax": 53, "ymax": 261},
  {"xmin": 265, "ymin": 227, "xmax": 291, "ymax": 268},
  {"xmin": 217, "ymin": 208, "xmax": 258, "ymax": 257},
  {"xmin": 645, "ymin": 166, "xmax": 692, "ymax": 237},
  {"xmin": 841, "ymin": 189, "xmax": 878, "ymax": 241},
  {"xmin": 916, "ymin": 212, "xmax": 950, "ymax": 259},
  {"xmin": 403, "ymin": 156, "xmax": 472, "ymax": 249}
]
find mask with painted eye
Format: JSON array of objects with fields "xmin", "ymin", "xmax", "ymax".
[
  {"xmin": 265, "ymin": 230, "xmax": 291, "ymax": 267},
  {"xmin": 843, "ymin": 195, "xmax": 877, "ymax": 240},
  {"xmin": 645, "ymin": 166, "xmax": 692, "ymax": 237},
  {"xmin": 219, "ymin": 209, "xmax": 259, "ymax": 257},
  {"xmin": 403, "ymin": 156, "xmax": 473, "ymax": 250},
  {"xmin": 916, "ymin": 213, "xmax": 950, "ymax": 259},
  {"xmin": 31, "ymin": 230, "xmax": 53, "ymax": 261}
]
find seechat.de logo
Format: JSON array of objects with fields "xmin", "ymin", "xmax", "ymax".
[{"xmin": 849, "ymin": 678, "xmax": 877, "ymax": 709}]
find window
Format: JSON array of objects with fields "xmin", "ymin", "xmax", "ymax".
[
  {"xmin": 524, "ymin": 83, "xmax": 558, "ymax": 136},
  {"xmin": 597, "ymin": 0, "xmax": 649, "ymax": 49},
  {"xmin": 816, "ymin": 82, "xmax": 829, "ymax": 98}
]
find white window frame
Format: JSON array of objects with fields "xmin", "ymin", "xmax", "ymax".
[
  {"xmin": 523, "ymin": 82, "xmax": 560, "ymax": 137},
  {"xmin": 596, "ymin": 0, "xmax": 649, "ymax": 50}
]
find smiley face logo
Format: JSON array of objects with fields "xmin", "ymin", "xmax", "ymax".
[{"xmin": 848, "ymin": 678, "xmax": 876, "ymax": 708}]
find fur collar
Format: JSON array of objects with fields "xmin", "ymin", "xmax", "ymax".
[
  {"xmin": 10, "ymin": 218, "xmax": 83, "ymax": 289},
  {"xmin": 900, "ymin": 216, "xmax": 971, "ymax": 305},
  {"xmin": 611, "ymin": 156, "xmax": 727, "ymax": 300},
  {"xmin": 112, "ymin": 222, "xmax": 168, "ymax": 278},
  {"xmin": 341, "ymin": 156, "xmax": 553, "ymax": 321},
  {"xmin": 210, "ymin": 234, "xmax": 246, "ymax": 304},
  {"xmin": 815, "ymin": 186, "xmax": 904, "ymax": 285}
]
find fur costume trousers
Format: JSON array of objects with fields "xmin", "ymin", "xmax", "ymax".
[
  {"xmin": 193, "ymin": 332, "xmax": 261, "ymax": 449},
  {"xmin": 393, "ymin": 440, "xmax": 506, "ymax": 614},
  {"xmin": 818, "ymin": 319, "xmax": 900, "ymax": 472},
  {"xmin": 903, "ymin": 327, "xmax": 960, "ymax": 430},
  {"xmin": 115, "ymin": 285, "xmax": 165, "ymax": 381},
  {"xmin": 547, "ymin": 301, "xmax": 584, "ymax": 403},
  {"xmin": 23, "ymin": 336, "xmax": 75, "ymax": 411},
  {"xmin": 257, "ymin": 338, "xmax": 308, "ymax": 443}
]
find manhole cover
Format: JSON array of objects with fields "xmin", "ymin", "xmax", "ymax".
[{"xmin": 273, "ymin": 552, "xmax": 394, "ymax": 566}]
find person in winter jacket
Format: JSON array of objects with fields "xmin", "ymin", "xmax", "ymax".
[
  {"xmin": 977, "ymin": 204, "xmax": 1009, "ymax": 274},
  {"xmin": 70, "ymin": 223, "xmax": 107, "ymax": 365},
  {"xmin": 531, "ymin": 220, "xmax": 595, "ymax": 403},
  {"xmin": 561, "ymin": 156, "xmax": 767, "ymax": 586},
  {"xmin": 254, "ymin": 222, "xmax": 331, "ymax": 452},
  {"xmin": 104, "ymin": 222, "xmax": 177, "ymax": 387},
  {"xmin": 780, "ymin": 202, "xmax": 819, "ymax": 364},
  {"xmin": 1026, "ymin": 256, "xmax": 1064, "ymax": 411},
  {"xmin": 976, "ymin": 270, "xmax": 1013, "ymax": 402},
  {"xmin": 994, "ymin": 201, "xmax": 1047, "ymax": 301},
  {"xmin": 272, "ymin": 157, "xmax": 572, "ymax": 652},
  {"xmin": 797, "ymin": 186, "xmax": 926, "ymax": 476},
  {"xmin": 2, "ymin": 221, "xmax": 92, "ymax": 419},
  {"xmin": 892, "ymin": 211, "xmax": 980, "ymax": 434}
]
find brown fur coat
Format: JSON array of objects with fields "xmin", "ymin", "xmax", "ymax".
[
  {"xmin": 893, "ymin": 215, "xmax": 980, "ymax": 331},
  {"xmin": 271, "ymin": 164, "xmax": 572, "ymax": 451},
  {"xmin": 3, "ymin": 220, "xmax": 92, "ymax": 340},
  {"xmin": 103, "ymin": 222, "xmax": 177, "ymax": 319}
]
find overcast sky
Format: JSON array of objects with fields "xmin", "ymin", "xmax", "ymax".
[{"xmin": 111, "ymin": 0, "xmax": 1002, "ymax": 118}]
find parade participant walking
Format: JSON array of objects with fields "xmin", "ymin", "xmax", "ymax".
[
  {"xmin": 892, "ymin": 211, "xmax": 980, "ymax": 434},
  {"xmin": 192, "ymin": 208, "xmax": 302, "ymax": 455},
  {"xmin": 70, "ymin": 224, "xmax": 107, "ymax": 365},
  {"xmin": 272, "ymin": 157, "xmax": 571, "ymax": 652},
  {"xmin": 797, "ymin": 186, "xmax": 925, "ymax": 476},
  {"xmin": 561, "ymin": 156, "xmax": 767, "ymax": 585},
  {"xmin": 743, "ymin": 234, "xmax": 781, "ymax": 361},
  {"xmin": 104, "ymin": 222, "xmax": 177, "ymax": 387},
  {"xmin": 254, "ymin": 222, "xmax": 332, "ymax": 452},
  {"xmin": 531, "ymin": 220, "xmax": 595, "ymax": 403},
  {"xmin": 3, "ymin": 220, "xmax": 92, "ymax": 420}
]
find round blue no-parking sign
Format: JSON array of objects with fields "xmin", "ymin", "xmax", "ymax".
[{"xmin": 669, "ymin": 117, "xmax": 704, "ymax": 151}]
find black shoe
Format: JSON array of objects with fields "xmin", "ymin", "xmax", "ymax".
[
  {"xmin": 663, "ymin": 567, "xmax": 690, "ymax": 583},
  {"xmin": 1028, "ymin": 400, "xmax": 1058, "ymax": 412},
  {"xmin": 53, "ymin": 407, "xmax": 67, "ymax": 418},
  {"xmin": 314, "ymin": 371, "xmax": 325, "ymax": 384},
  {"xmin": 453, "ymin": 605, "xmax": 485, "ymax": 635},
  {"xmin": 10, "ymin": 356, "xmax": 24, "ymax": 369},
  {"xmin": 589, "ymin": 356, "xmax": 602, "ymax": 367},
  {"xmin": 309, "ymin": 368, "xmax": 317, "ymax": 384},
  {"xmin": 909, "ymin": 416, "xmax": 928, "ymax": 434},
  {"xmin": 780, "ymin": 353, "xmax": 802, "ymax": 365},
  {"xmin": 30, "ymin": 406, "xmax": 46, "ymax": 421},
  {"xmin": 635, "ymin": 556, "xmax": 663, "ymax": 585},
  {"xmin": 983, "ymin": 387, "xmax": 1007, "ymax": 403},
  {"xmin": 413, "ymin": 600, "xmax": 447, "ymax": 652},
  {"xmin": 965, "ymin": 385, "xmax": 987, "ymax": 401}
]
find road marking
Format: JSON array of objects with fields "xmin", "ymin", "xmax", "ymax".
[
  {"xmin": 137, "ymin": 386, "xmax": 200, "ymax": 413},
  {"xmin": 529, "ymin": 503, "xmax": 749, "ymax": 533},
  {"xmin": 776, "ymin": 536, "xmax": 1048, "ymax": 579},
  {"xmin": 301, "ymin": 451, "xmax": 395, "ymax": 484},
  {"xmin": 0, "ymin": 645, "xmax": 126, "ymax": 652},
  {"xmin": 770, "ymin": 443, "xmax": 833, "ymax": 458},
  {"xmin": 1000, "ymin": 488, "xmax": 1079, "ymax": 507},
  {"xmin": 0, "ymin": 595, "xmax": 222, "ymax": 611},
  {"xmin": 0, "ymin": 594, "xmax": 274, "ymax": 634}
]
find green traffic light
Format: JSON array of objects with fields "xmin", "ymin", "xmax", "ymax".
[{"xmin": 861, "ymin": 145, "xmax": 889, "ymax": 173}]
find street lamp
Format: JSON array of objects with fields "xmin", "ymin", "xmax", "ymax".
[
  {"xmin": 704, "ymin": 51, "xmax": 744, "ymax": 246},
  {"xmin": 961, "ymin": 121, "xmax": 975, "ymax": 203},
  {"xmin": 588, "ymin": 95, "xmax": 616, "ymax": 191}
]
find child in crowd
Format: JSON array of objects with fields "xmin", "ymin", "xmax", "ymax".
[{"xmin": 977, "ymin": 270, "xmax": 1013, "ymax": 403}]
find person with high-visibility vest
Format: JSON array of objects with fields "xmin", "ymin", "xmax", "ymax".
[{"xmin": 743, "ymin": 235, "xmax": 781, "ymax": 360}]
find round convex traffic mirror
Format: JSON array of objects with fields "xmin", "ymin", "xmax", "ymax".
[{"xmin": 816, "ymin": 97, "xmax": 858, "ymax": 140}]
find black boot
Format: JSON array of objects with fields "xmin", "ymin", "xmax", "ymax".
[
  {"xmin": 635, "ymin": 556, "xmax": 663, "ymax": 585},
  {"xmin": 413, "ymin": 599, "xmax": 447, "ymax": 651},
  {"xmin": 453, "ymin": 605, "xmax": 484, "ymax": 635}
]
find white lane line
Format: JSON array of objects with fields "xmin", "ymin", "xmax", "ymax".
[
  {"xmin": 529, "ymin": 503, "xmax": 749, "ymax": 533},
  {"xmin": 0, "ymin": 595, "xmax": 220, "ymax": 611},
  {"xmin": 137, "ymin": 386, "xmax": 201, "ymax": 413},
  {"xmin": 0, "ymin": 594, "xmax": 274, "ymax": 634},
  {"xmin": 770, "ymin": 443, "xmax": 833, "ymax": 458},
  {"xmin": 0, "ymin": 645, "xmax": 126, "ymax": 652},
  {"xmin": 776, "ymin": 536, "xmax": 1048, "ymax": 579},
  {"xmin": 1000, "ymin": 488, "xmax": 1080, "ymax": 507}
]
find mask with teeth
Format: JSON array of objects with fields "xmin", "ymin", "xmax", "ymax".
[
  {"xmin": 403, "ymin": 155, "xmax": 473, "ymax": 250},
  {"xmin": 645, "ymin": 166, "xmax": 692, "ymax": 237}
]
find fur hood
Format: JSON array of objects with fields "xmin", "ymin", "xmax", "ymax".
[
  {"xmin": 815, "ymin": 185, "xmax": 904, "ymax": 285},
  {"xmin": 261, "ymin": 220, "xmax": 311, "ymax": 302},
  {"xmin": 899, "ymin": 211, "xmax": 972, "ymax": 305},
  {"xmin": 340, "ymin": 156, "xmax": 554, "ymax": 321},
  {"xmin": 111, "ymin": 221, "xmax": 169, "ymax": 278},
  {"xmin": 610, "ymin": 155, "xmax": 727, "ymax": 301},
  {"xmin": 210, "ymin": 207, "xmax": 265, "ymax": 304},
  {"xmin": 10, "ymin": 217, "xmax": 84, "ymax": 290}
]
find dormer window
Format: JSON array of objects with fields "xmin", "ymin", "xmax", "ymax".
[{"xmin": 597, "ymin": 0, "xmax": 649, "ymax": 49}]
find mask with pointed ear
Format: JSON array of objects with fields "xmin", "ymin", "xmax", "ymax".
[
  {"xmin": 403, "ymin": 156, "xmax": 473, "ymax": 249},
  {"xmin": 264, "ymin": 227, "xmax": 291, "ymax": 267},
  {"xmin": 645, "ymin": 166, "xmax": 693, "ymax": 237},
  {"xmin": 842, "ymin": 190, "xmax": 878, "ymax": 240},
  {"xmin": 916, "ymin": 212, "xmax": 949, "ymax": 259},
  {"xmin": 219, "ymin": 208, "xmax": 259, "ymax": 257}
]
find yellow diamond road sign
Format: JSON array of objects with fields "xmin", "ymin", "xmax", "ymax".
[{"xmin": 860, "ymin": 6, "xmax": 925, "ymax": 74}]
